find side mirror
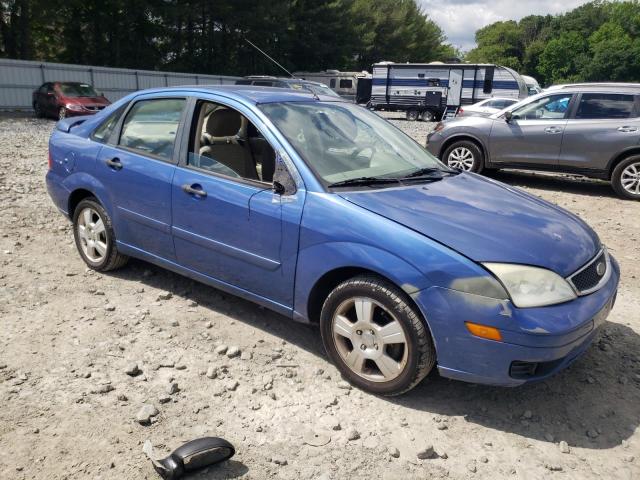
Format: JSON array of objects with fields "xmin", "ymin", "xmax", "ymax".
[
  {"xmin": 272, "ymin": 153, "xmax": 297, "ymax": 196},
  {"xmin": 504, "ymin": 111, "xmax": 513, "ymax": 123}
]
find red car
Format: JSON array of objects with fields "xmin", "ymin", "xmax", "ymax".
[{"xmin": 32, "ymin": 82, "xmax": 111, "ymax": 120}]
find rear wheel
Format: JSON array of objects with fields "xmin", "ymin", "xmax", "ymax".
[
  {"xmin": 72, "ymin": 198, "xmax": 129, "ymax": 271},
  {"xmin": 612, "ymin": 155, "xmax": 640, "ymax": 200},
  {"xmin": 58, "ymin": 107, "xmax": 67, "ymax": 120},
  {"xmin": 320, "ymin": 276, "xmax": 436, "ymax": 396},
  {"xmin": 406, "ymin": 109, "xmax": 419, "ymax": 122},
  {"xmin": 442, "ymin": 140, "xmax": 484, "ymax": 173},
  {"xmin": 421, "ymin": 110, "xmax": 435, "ymax": 122}
]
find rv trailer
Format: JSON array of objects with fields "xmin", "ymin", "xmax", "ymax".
[
  {"xmin": 371, "ymin": 62, "xmax": 528, "ymax": 121},
  {"xmin": 293, "ymin": 70, "xmax": 372, "ymax": 103}
]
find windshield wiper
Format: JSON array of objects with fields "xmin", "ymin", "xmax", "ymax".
[{"xmin": 328, "ymin": 176, "xmax": 400, "ymax": 188}]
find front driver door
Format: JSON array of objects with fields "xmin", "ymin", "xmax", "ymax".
[
  {"xmin": 489, "ymin": 93, "xmax": 574, "ymax": 166},
  {"xmin": 171, "ymin": 98, "xmax": 305, "ymax": 309}
]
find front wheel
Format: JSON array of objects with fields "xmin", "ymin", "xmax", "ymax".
[
  {"xmin": 320, "ymin": 276, "xmax": 436, "ymax": 396},
  {"xmin": 611, "ymin": 156, "xmax": 640, "ymax": 200},
  {"xmin": 72, "ymin": 198, "xmax": 129, "ymax": 271},
  {"xmin": 442, "ymin": 140, "xmax": 484, "ymax": 173}
]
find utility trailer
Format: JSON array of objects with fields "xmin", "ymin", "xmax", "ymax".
[{"xmin": 370, "ymin": 62, "xmax": 528, "ymax": 121}]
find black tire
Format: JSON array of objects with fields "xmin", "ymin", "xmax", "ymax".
[
  {"xmin": 406, "ymin": 109, "xmax": 419, "ymax": 122},
  {"xmin": 441, "ymin": 140, "xmax": 484, "ymax": 173},
  {"xmin": 611, "ymin": 155, "xmax": 640, "ymax": 200},
  {"xmin": 33, "ymin": 102, "xmax": 42, "ymax": 118},
  {"xmin": 72, "ymin": 198, "xmax": 129, "ymax": 271},
  {"xmin": 58, "ymin": 107, "xmax": 67, "ymax": 120},
  {"xmin": 320, "ymin": 275, "xmax": 436, "ymax": 396},
  {"xmin": 421, "ymin": 110, "xmax": 435, "ymax": 122}
]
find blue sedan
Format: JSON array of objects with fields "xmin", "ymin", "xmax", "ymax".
[{"xmin": 46, "ymin": 86, "xmax": 619, "ymax": 395}]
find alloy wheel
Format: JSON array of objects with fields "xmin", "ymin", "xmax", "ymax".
[
  {"xmin": 447, "ymin": 146, "xmax": 475, "ymax": 171},
  {"xmin": 331, "ymin": 297, "xmax": 408, "ymax": 383},
  {"xmin": 76, "ymin": 207, "xmax": 108, "ymax": 263},
  {"xmin": 621, "ymin": 161, "xmax": 640, "ymax": 195}
]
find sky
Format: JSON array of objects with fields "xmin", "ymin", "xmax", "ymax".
[{"xmin": 418, "ymin": 0, "xmax": 594, "ymax": 51}]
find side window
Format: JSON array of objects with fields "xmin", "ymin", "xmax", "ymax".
[
  {"xmin": 330, "ymin": 79, "xmax": 336, "ymax": 88},
  {"xmin": 189, "ymin": 101, "xmax": 276, "ymax": 184},
  {"xmin": 91, "ymin": 106, "xmax": 125, "ymax": 143},
  {"xmin": 512, "ymin": 94, "xmax": 572, "ymax": 120},
  {"xmin": 339, "ymin": 79, "xmax": 353, "ymax": 89},
  {"xmin": 119, "ymin": 98, "xmax": 186, "ymax": 161},
  {"xmin": 575, "ymin": 93, "xmax": 636, "ymax": 119}
]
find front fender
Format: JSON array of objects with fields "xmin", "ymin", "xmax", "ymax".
[{"xmin": 293, "ymin": 241, "xmax": 430, "ymax": 322}]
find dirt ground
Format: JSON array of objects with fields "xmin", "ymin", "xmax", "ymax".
[{"xmin": 0, "ymin": 115, "xmax": 639, "ymax": 480}]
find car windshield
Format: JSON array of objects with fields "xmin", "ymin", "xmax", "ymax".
[
  {"xmin": 59, "ymin": 83, "xmax": 99, "ymax": 97},
  {"xmin": 260, "ymin": 102, "xmax": 445, "ymax": 185}
]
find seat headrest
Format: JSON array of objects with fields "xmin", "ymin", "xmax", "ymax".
[{"xmin": 206, "ymin": 108, "xmax": 242, "ymax": 137}]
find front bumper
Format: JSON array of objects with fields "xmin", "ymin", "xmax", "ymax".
[
  {"xmin": 411, "ymin": 255, "xmax": 620, "ymax": 386},
  {"xmin": 425, "ymin": 130, "xmax": 443, "ymax": 157}
]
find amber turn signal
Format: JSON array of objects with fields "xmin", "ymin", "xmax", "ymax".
[{"xmin": 465, "ymin": 322, "xmax": 503, "ymax": 342}]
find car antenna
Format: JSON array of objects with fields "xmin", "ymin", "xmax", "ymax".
[{"xmin": 243, "ymin": 37, "xmax": 296, "ymax": 78}]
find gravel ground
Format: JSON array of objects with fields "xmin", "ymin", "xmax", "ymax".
[{"xmin": 0, "ymin": 115, "xmax": 639, "ymax": 480}]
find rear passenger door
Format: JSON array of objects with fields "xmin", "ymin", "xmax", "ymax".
[
  {"xmin": 559, "ymin": 92, "xmax": 640, "ymax": 172},
  {"xmin": 94, "ymin": 96, "xmax": 188, "ymax": 261}
]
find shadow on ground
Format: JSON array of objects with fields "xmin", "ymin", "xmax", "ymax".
[
  {"xmin": 183, "ymin": 459, "xmax": 249, "ymax": 479},
  {"xmin": 110, "ymin": 258, "xmax": 640, "ymax": 454},
  {"xmin": 488, "ymin": 170, "xmax": 621, "ymax": 199}
]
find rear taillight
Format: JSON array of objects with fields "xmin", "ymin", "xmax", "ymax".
[
  {"xmin": 48, "ymin": 150, "xmax": 53, "ymax": 170},
  {"xmin": 458, "ymin": 108, "xmax": 464, "ymax": 115}
]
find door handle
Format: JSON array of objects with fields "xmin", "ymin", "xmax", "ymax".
[
  {"xmin": 182, "ymin": 183, "xmax": 207, "ymax": 198},
  {"xmin": 617, "ymin": 126, "xmax": 638, "ymax": 133},
  {"xmin": 544, "ymin": 127, "xmax": 563, "ymax": 134},
  {"xmin": 105, "ymin": 157, "xmax": 123, "ymax": 170}
]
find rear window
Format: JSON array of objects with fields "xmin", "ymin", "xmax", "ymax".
[
  {"xmin": 575, "ymin": 93, "xmax": 636, "ymax": 119},
  {"xmin": 91, "ymin": 106, "xmax": 125, "ymax": 143}
]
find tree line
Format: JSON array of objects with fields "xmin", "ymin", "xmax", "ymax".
[
  {"xmin": 465, "ymin": 0, "xmax": 640, "ymax": 86},
  {"xmin": 0, "ymin": 0, "xmax": 456, "ymax": 75}
]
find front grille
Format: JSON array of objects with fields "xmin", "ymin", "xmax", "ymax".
[{"xmin": 569, "ymin": 250, "xmax": 607, "ymax": 294}]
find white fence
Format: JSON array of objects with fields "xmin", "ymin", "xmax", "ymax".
[{"xmin": 0, "ymin": 58, "xmax": 243, "ymax": 110}]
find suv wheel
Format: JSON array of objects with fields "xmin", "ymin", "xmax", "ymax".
[
  {"xmin": 612, "ymin": 156, "xmax": 640, "ymax": 200},
  {"xmin": 406, "ymin": 109, "xmax": 419, "ymax": 122},
  {"xmin": 73, "ymin": 198, "xmax": 129, "ymax": 271},
  {"xmin": 442, "ymin": 140, "xmax": 484, "ymax": 173},
  {"xmin": 320, "ymin": 276, "xmax": 436, "ymax": 396}
]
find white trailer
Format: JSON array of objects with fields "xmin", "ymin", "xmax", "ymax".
[
  {"xmin": 370, "ymin": 62, "xmax": 528, "ymax": 121},
  {"xmin": 293, "ymin": 70, "xmax": 372, "ymax": 103}
]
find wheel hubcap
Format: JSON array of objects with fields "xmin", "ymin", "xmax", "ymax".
[
  {"xmin": 621, "ymin": 162, "xmax": 640, "ymax": 195},
  {"xmin": 77, "ymin": 207, "xmax": 107, "ymax": 262},
  {"xmin": 332, "ymin": 297, "xmax": 408, "ymax": 383},
  {"xmin": 448, "ymin": 147, "xmax": 474, "ymax": 170}
]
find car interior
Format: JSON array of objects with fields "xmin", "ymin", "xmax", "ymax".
[{"xmin": 190, "ymin": 101, "xmax": 276, "ymax": 183}]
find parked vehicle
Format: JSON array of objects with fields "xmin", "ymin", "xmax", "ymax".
[
  {"xmin": 235, "ymin": 76, "xmax": 340, "ymax": 98},
  {"xmin": 522, "ymin": 75, "xmax": 542, "ymax": 95},
  {"xmin": 426, "ymin": 85, "xmax": 640, "ymax": 200},
  {"xmin": 46, "ymin": 85, "xmax": 619, "ymax": 395},
  {"xmin": 293, "ymin": 70, "xmax": 372, "ymax": 103},
  {"xmin": 457, "ymin": 97, "xmax": 519, "ymax": 118},
  {"xmin": 547, "ymin": 82, "xmax": 640, "ymax": 91},
  {"xmin": 370, "ymin": 62, "xmax": 528, "ymax": 121},
  {"xmin": 33, "ymin": 82, "xmax": 110, "ymax": 120}
]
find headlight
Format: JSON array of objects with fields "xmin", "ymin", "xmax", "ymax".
[
  {"xmin": 66, "ymin": 104, "xmax": 84, "ymax": 111},
  {"xmin": 482, "ymin": 263, "xmax": 576, "ymax": 308},
  {"xmin": 433, "ymin": 122, "xmax": 445, "ymax": 133}
]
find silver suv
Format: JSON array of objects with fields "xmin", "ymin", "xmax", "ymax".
[{"xmin": 426, "ymin": 85, "xmax": 640, "ymax": 200}]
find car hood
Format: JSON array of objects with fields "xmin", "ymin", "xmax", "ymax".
[
  {"xmin": 62, "ymin": 96, "xmax": 110, "ymax": 106},
  {"xmin": 338, "ymin": 173, "xmax": 599, "ymax": 276}
]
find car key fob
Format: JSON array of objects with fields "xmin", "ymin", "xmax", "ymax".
[{"xmin": 144, "ymin": 437, "xmax": 235, "ymax": 480}]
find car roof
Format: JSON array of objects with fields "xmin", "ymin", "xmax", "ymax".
[
  {"xmin": 546, "ymin": 83, "xmax": 640, "ymax": 93},
  {"xmin": 132, "ymin": 84, "xmax": 346, "ymax": 104}
]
